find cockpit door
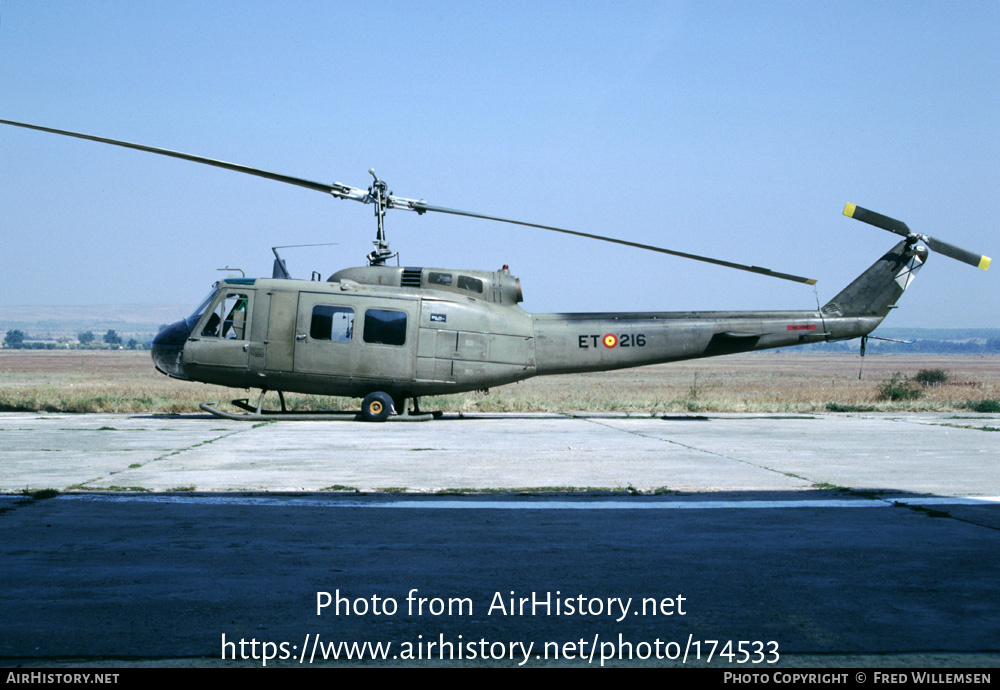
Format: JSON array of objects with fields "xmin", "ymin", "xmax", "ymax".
[{"xmin": 184, "ymin": 290, "xmax": 254, "ymax": 376}]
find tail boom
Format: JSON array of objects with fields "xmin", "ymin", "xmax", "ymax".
[{"xmin": 531, "ymin": 240, "xmax": 926, "ymax": 376}]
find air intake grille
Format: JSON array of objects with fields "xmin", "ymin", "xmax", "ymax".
[{"xmin": 401, "ymin": 268, "xmax": 423, "ymax": 287}]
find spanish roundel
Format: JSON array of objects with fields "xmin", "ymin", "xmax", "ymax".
[{"xmin": 603, "ymin": 334, "xmax": 618, "ymax": 348}]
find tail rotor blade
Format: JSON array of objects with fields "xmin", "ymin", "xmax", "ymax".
[
  {"xmin": 842, "ymin": 203, "xmax": 911, "ymax": 237},
  {"xmin": 922, "ymin": 235, "xmax": 991, "ymax": 271}
]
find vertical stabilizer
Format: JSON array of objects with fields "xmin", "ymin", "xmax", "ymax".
[{"xmin": 821, "ymin": 240, "xmax": 927, "ymax": 318}]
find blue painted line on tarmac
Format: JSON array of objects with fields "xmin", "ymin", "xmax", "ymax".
[{"xmin": 49, "ymin": 494, "xmax": 1000, "ymax": 509}]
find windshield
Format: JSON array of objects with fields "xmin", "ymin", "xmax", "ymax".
[{"xmin": 185, "ymin": 288, "xmax": 218, "ymax": 330}]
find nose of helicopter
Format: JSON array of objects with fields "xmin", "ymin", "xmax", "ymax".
[{"xmin": 151, "ymin": 319, "xmax": 190, "ymax": 380}]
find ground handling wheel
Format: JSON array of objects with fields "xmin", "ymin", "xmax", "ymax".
[{"xmin": 360, "ymin": 391, "xmax": 394, "ymax": 422}]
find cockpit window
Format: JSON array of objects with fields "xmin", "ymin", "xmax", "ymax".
[{"xmin": 201, "ymin": 293, "xmax": 249, "ymax": 340}]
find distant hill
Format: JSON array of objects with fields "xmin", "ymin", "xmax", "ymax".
[
  {"xmin": 877, "ymin": 328, "xmax": 1000, "ymax": 340},
  {"xmin": 796, "ymin": 327, "xmax": 1000, "ymax": 354},
  {"xmin": 0, "ymin": 304, "xmax": 190, "ymax": 340}
]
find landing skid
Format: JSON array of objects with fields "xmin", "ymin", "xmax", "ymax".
[{"xmin": 198, "ymin": 392, "xmax": 441, "ymax": 422}]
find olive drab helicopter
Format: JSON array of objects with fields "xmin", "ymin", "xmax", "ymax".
[{"xmin": 1, "ymin": 119, "xmax": 991, "ymax": 421}]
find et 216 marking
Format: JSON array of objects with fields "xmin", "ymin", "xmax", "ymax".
[{"xmin": 578, "ymin": 333, "xmax": 647, "ymax": 349}]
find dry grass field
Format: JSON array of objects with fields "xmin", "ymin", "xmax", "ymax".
[{"xmin": 1, "ymin": 350, "xmax": 998, "ymax": 414}]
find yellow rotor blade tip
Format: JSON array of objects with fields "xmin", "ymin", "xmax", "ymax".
[
  {"xmin": 979, "ymin": 255, "xmax": 991, "ymax": 271},
  {"xmin": 843, "ymin": 203, "xmax": 857, "ymax": 218}
]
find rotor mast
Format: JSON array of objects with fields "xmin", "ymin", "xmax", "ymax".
[{"xmin": 366, "ymin": 169, "xmax": 397, "ymax": 266}]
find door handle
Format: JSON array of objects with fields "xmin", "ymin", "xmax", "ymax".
[{"xmin": 296, "ymin": 334, "xmax": 307, "ymax": 341}]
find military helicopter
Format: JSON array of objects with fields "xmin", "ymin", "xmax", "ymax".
[{"xmin": 1, "ymin": 119, "xmax": 991, "ymax": 421}]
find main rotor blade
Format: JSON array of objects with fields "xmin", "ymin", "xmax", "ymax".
[
  {"xmin": 0, "ymin": 118, "xmax": 366, "ymax": 200},
  {"xmin": 1, "ymin": 118, "xmax": 819, "ymax": 283},
  {"xmin": 844, "ymin": 202, "xmax": 989, "ymax": 271},
  {"xmin": 405, "ymin": 202, "xmax": 818, "ymax": 284}
]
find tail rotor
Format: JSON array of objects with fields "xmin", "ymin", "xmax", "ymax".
[{"xmin": 843, "ymin": 203, "xmax": 990, "ymax": 271}]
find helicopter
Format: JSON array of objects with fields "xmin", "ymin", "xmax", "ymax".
[{"xmin": 1, "ymin": 118, "xmax": 991, "ymax": 421}]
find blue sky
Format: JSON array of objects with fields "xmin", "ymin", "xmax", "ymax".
[{"xmin": 1, "ymin": 1, "xmax": 996, "ymax": 327}]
